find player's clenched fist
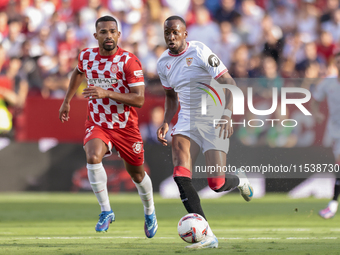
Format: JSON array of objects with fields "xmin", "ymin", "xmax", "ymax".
[{"xmin": 157, "ymin": 123, "xmax": 169, "ymax": 146}]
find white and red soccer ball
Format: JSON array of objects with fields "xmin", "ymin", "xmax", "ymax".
[{"xmin": 177, "ymin": 213, "xmax": 209, "ymax": 243}]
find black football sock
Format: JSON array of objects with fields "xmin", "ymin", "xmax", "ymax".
[
  {"xmin": 214, "ymin": 174, "xmax": 240, "ymax": 193},
  {"xmin": 333, "ymin": 178, "xmax": 340, "ymax": 201},
  {"xmin": 174, "ymin": 176, "xmax": 206, "ymax": 220}
]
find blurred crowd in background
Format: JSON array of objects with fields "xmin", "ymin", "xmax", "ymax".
[{"xmin": 0, "ymin": 0, "xmax": 338, "ymax": 147}]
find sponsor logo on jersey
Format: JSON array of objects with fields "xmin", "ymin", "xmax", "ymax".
[
  {"xmin": 88, "ymin": 78, "xmax": 118, "ymax": 87},
  {"xmin": 208, "ymin": 54, "xmax": 220, "ymax": 67},
  {"xmin": 132, "ymin": 142, "xmax": 143, "ymax": 154},
  {"xmin": 166, "ymin": 64, "xmax": 171, "ymax": 70},
  {"xmin": 186, "ymin": 57, "xmax": 193, "ymax": 66},
  {"xmin": 111, "ymin": 63, "xmax": 119, "ymax": 74},
  {"xmin": 134, "ymin": 70, "xmax": 143, "ymax": 77}
]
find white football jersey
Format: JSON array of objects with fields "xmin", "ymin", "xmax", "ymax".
[
  {"xmin": 313, "ymin": 75, "xmax": 340, "ymax": 138},
  {"xmin": 157, "ymin": 41, "xmax": 228, "ymax": 121}
]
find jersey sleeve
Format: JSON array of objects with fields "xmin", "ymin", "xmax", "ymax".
[
  {"xmin": 77, "ymin": 48, "xmax": 88, "ymax": 73},
  {"xmin": 124, "ymin": 55, "xmax": 145, "ymax": 87},
  {"xmin": 312, "ymin": 79, "xmax": 327, "ymax": 102},
  {"xmin": 198, "ymin": 43, "xmax": 228, "ymax": 80},
  {"xmin": 157, "ymin": 60, "xmax": 172, "ymax": 90}
]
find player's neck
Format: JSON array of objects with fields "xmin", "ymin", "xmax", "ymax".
[{"xmin": 99, "ymin": 46, "xmax": 119, "ymax": 57}]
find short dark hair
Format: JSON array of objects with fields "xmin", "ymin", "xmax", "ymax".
[
  {"xmin": 165, "ymin": 16, "xmax": 186, "ymax": 28},
  {"xmin": 95, "ymin": 16, "xmax": 118, "ymax": 30}
]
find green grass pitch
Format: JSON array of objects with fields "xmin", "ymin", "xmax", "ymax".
[{"xmin": 0, "ymin": 193, "xmax": 340, "ymax": 255}]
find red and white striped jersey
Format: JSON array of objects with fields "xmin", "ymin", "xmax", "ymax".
[{"xmin": 77, "ymin": 46, "xmax": 144, "ymax": 129}]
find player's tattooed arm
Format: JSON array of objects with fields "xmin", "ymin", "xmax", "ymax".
[
  {"xmin": 83, "ymin": 85, "xmax": 145, "ymax": 108},
  {"xmin": 157, "ymin": 89, "xmax": 178, "ymax": 146}
]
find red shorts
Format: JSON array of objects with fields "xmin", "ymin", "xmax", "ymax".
[{"xmin": 83, "ymin": 123, "xmax": 144, "ymax": 166}]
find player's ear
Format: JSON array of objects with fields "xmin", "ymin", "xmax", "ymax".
[
  {"xmin": 184, "ymin": 30, "xmax": 188, "ymax": 39},
  {"xmin": 117, "ymin": 31, "xmax": 121, "ymax": 39},
  {"xmin": 93, "ymin": 32, "xmax": 98, "ymax": 40}
]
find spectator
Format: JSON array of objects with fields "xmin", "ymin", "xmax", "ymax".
[
  {"xmin": 320, "ymin": 0, "xmax": 339, "ymax": 24},
  {"xmin": 262, "ymin": 22, "xmax": 284, "ymax": 63},
  {"xmin": 41, "ymin": 53, "xmax": 71, "ymax": 99},
  {"xmin": 29, "ymin": 26, "xmax": 57, "ymax": 57},
  {"xmin": 321, "ymin": 8, "xmax": 340, "ymax": 42},
  {"xmin": 58, "ymin": 27, "xmax": 80, "ymax": 63},
  {"xmin": 296, "ymin": 41, "xmax": 325, "ymax": 77},
  {"xmin": 0, "ymin": 57, "xmax": 28, "ymax": 134},
  {"xmin": 24, "ymin": 0, "xmax": 56, "ymax": 33},
  {"xmin": 2, "ymin": 19, "xmax": 25, "ymax": 58},
  {"xmin": 241, "ymin": 0, "xmax": 265, "ymax": 46},
  {"xmin": 161, "ymin": 0, "xmax": 190, "ymax": 18},
  {"xmin": 317, "ymin": 30, "xmax": 337, "ymax": 63},
  {"xmin": 282, "ymin": 31, "xmax": 305, "ymax": 64},
  {"xmin": 214, "ymin": 0, "xmax": 240, "ymax": 24},
  {"xmin": 229, "ymin": 44, "xmax": 250, "ymax": 78},
  {"xmin": 296, "ymin": 0, "xmax": 319, "ymax": 43},
  {"xmin": 20, "ymin": 40, "xmax": 43, "ymax": 95},
  {"xmin": 58, "ymin": 0, "xmax": 74, "ymax": 25},
  {"xmin": 258, "ymin": 56, "xmax": 283, "ymax": 98},
  {"xmin": 187, "ymin": 6, "xmax": 220, "ymax": 49},
  {"xmin": 214, "ymin": 21, "xmax": 242, "ymax": 68},
  {"xmin": 270, "ymin": 1, "xmax": 296, "ymax": 35}
]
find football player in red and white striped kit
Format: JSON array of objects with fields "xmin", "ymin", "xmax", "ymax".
[{"xmin": 59, "ymin": 16, "xmax": 157, "ymax": 237}]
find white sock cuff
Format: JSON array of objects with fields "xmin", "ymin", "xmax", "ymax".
[{"xmin": 87, "ymin": 162, "xmax": 103, "ymax": 171}]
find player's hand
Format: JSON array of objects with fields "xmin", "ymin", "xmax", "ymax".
[
  {"xmin": 157, "ymin": 123, "xmax": 169, "ymax": 146},
  {"xmin": 82, "ymin": 86, "xmax": 108, "ymax": 100},
  {"xmin": 215, "ymin": 115, "xmax": 233, "ymax": 139},
  {"xmin": 59, "ymin": 101, "xmax": 70, "ymax": 123}
]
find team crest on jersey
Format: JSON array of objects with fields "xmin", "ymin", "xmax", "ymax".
[
  {"xmin": 186, "ymin": 57, "xmax": 193, "ymax": 66},
  {"xmin": 111, "ymin": 64, "xmax": 119, "ymax": 74},
  {"xmin": 132, "ymin": 142, "xmax": 143, "ymax": 154}
]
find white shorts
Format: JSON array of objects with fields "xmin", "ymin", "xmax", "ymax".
[{"xmin": 171, "ymin": 117, "xmax": 230, "ymax": 154}]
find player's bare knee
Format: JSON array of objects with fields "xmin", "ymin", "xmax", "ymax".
[
  {"xmin": 86, "ymin": 154, "xmax": 102, "ymax": 164},
  {"xmin": 130, "ymin": 172, "xmax": 144, "ymax": 183}
]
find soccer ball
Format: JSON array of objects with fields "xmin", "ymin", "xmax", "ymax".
[{"xmin": 177, "ymin": 213, "xmax": 209, "ymax": 243}]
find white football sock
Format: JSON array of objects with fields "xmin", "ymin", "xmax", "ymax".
[
  {"xmin": 237, "ymin": 168, "xmax": 247, "ymax": 187},
  {"xmin": 133, "ymin": 172, "xmax": 155, "ymax": 215},
  {"xmin": 329, "ymin": 200, "xmax": 339, "ymax": 213},
  {"xmin": 87, "ymin": 163, "xmax": 111, "ymax": 212}
]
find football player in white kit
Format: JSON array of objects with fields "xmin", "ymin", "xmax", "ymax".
[
  {"xmin": 311, "ymin": 51, "xmax": 340, "ymax": 219},
  {"xmin": 156, "ymin": 16, "xmax": 254, "ymax": 249}
]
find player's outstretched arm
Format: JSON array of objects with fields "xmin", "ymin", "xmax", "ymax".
[
  {"xmin": 82, "ymin": 85, "xmax": 145, "ymax": 108},
  {"xmin": 59, "ymin": 68, "xmax": 85, "ymax": 123},
  {"xmin": 157, "ymin": 89, "xmax": 178, "ymax": 146}
]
